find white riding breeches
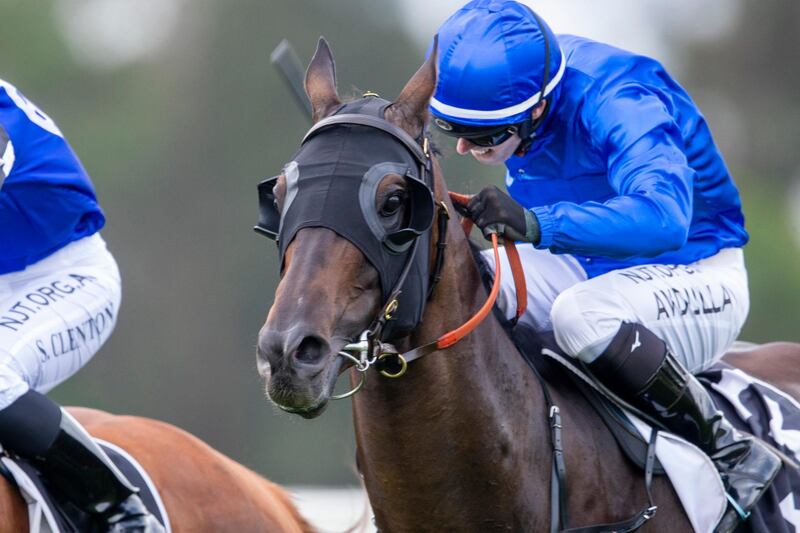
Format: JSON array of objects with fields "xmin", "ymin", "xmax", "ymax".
[
  {"xmin": 0, "ymin": 234, "xmax": 120, "ymax": 410},
  {"xmin": 482, "ymin": 245, "xmax": 749, "ymax": 373}
]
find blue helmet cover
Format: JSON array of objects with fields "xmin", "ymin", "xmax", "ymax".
[{"xmin": 431, "ymin": 0, "xmax": 564, "ymax": 126}]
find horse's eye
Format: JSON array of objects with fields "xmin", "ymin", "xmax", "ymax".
[{"xmin": 380, "ymin": 192, "xmax": 405, "ymax": 217}]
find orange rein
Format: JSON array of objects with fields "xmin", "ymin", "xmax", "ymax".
[{"xmin": 436, "ymin": 192, "xmax": 528, "ymax": 350}]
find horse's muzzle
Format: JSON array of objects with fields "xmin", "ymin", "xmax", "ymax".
[{"xmin": 257, "ymin": 325, "xmax": 340, "ymax": 416}]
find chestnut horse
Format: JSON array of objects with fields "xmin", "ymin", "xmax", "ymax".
[
  {"xmin": 257, "ymin": 39, "xmax": 800, "ymax": 531},
  {"xmin": 0, "ymin": 407, "xmax": 315, "ymax": 533}
]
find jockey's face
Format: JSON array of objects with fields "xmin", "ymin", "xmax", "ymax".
[
  {"xmin": 457, "ymin": 133, "xmax": 520, "ymax": 165},
  {"xmin": 455, "ymin": 101, "xmax": 547, "ymax": 166}
]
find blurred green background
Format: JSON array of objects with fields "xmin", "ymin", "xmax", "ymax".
[{"xmin": 2, "ymin": 0, "xmax": 798, "ymax": 486}]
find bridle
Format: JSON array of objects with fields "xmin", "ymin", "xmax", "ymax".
[
  {"xmin": 301, "ymin": 113, "xmax": 529, "ymax": 400},
  {"xmin": 255, "ymin": 100, "xmax": 527, "ymax": 398}
]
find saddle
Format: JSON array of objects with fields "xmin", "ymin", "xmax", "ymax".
[
  {"xmin": 514, "ymin": 329, "xmax": 800, "ymax": 533},
  {"xmin": 470, "ymin": 244, "xmax": 800, "ymax": 532},
  {"xmin": 0, "ymin": 439, "xmax": 170, "ymax": 533}
]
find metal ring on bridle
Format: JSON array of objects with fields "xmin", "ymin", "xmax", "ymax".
[
  {"xmin": 378, "ymin": 352, "xmax": 408, "ymax": 378},
  {"xmin": 384, "ymin": 299, "xmax": 398, "ymax": 320},
  {"xmin": 330, "ymin": 350, "xmax": 369, "ymax": 400}
]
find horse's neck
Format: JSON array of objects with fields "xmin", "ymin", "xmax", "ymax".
[{"xmin": 352, "ymin": 216, "xmax": 551, "ymax": 525}]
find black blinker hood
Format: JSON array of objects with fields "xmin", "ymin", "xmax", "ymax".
[{"xmin": 256, "ymin": 96, "xmax": 435, "ymax": 340}]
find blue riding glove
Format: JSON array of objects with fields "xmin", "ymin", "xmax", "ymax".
[{"xmin": 467, "ymin": 186, "xmax": 541, "ymax": 244}]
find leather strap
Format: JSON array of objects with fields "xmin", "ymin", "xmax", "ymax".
[
  {"xmin": 447, "ymin": 191, "xmax": 527, "ymax": 321},
  {"xmin": 504, "ymin": 240, "xmax": 528, "ymax": 322},
  {"xmin": 559, "ymin": 430, "xmax": 659, "ymax": 533},
  {"xmin": 427, "ymin": 203, "xmax": 450, "ymax": 300},
  {"xmin": 304, "ymin": 114, "xmax": 429, "ymax": 165},
  {"xmin": 521, "ymin": 352, "xmax": 658, "ymax": 533}
]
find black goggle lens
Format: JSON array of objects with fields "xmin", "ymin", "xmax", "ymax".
[
  {"xmin": 468, "ymin": 127, "xmax": 518, "ymax": 147},
  {"xmin": 432, "ymin": 118, "xmax": 519, "ymax": 147}
]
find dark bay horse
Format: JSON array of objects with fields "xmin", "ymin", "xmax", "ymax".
[
  {"xmin": 257, "ymin": 39, "xmax": 800, "ymax": 531},
  {"xmin": 1, "ymin": 407, "xmax": 315, "ymax": 533}
]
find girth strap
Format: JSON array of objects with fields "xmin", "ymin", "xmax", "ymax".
[
  {"xmin": 520, "ymin": 354, "xmax": 659, "ymax": 533},
  {"xmin": 559, "ymin": 429, "xmax": 659, "ymax": 532}
]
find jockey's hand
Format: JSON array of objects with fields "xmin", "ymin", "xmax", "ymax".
[{"xmin": 467, "ymin": 186, "xmax": 540, "ymax": 243}]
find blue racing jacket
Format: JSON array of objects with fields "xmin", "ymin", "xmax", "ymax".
[
  {"xmin": 506, "ymin": 35, "xmax": 748, "ymax": 278},
  {"xmin": 0, "ymin": 79, "xmax": 105, "ymax": 274}
]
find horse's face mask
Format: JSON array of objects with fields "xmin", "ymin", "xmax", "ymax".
[{"xmin": 255, "ymin": 98, "xmax": 435, "ymax": 339}]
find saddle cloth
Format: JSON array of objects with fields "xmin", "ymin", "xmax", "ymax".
[
  {"xmin": 0, "ymin": 438, "xmax": 171, "ymax": 533},
  {"xmin": 541, "ymin": 347, "xmax": 800, "ymax": 533}
]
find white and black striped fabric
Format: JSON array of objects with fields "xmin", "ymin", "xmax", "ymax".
[{"xmin": 699, "ymin": 363, "xmax": 800, "ymax": 533}]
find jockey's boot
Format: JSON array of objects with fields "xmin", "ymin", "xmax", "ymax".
[
  {"xmin": 587, "ymin": 323, "xmax": 782, "ymax": 532},
  {"xmin": 37, "ymin": 410, "xmax": 166, "ymax": 532},
  {"xmin": 0, "ymin": 390, "xmax": 164, "ymax": 533}
]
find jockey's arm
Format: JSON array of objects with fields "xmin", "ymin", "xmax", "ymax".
[
  {"xmin": 530, "ymin": 83, "xmax": 694, "ymax": 259},
  {"xmin": 0, "ymin": 182, "xmax": 97, "ymax": 272}
]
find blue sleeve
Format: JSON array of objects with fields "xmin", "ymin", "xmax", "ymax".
[
  {"xmin": 531, "ymin": 83, "xmax": 694, "ymax": 258},
  {"xmin": 0, "ymin": 182, "xmax": 104, "ymax": 272}
]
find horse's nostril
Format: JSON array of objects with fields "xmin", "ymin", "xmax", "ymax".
[
  {"xmin": 293, "ymin": 336, "xmax": 328, "ymax": 365},
  {"xmin": 257, "ymin": 329, "xmax": 282, "ymax": 367}
]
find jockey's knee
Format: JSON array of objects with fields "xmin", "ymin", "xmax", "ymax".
[{"xmin": 550, "ymin": 285, "xmax": 623, "ymax": 364}]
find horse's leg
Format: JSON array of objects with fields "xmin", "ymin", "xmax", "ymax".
[
  {"xmin": 722, "ymin": 342, "xmax": 800, "ymax": 401},
  {"xmin": 80, "ymin": 413, "xmax": 314, "ymax": 533}
]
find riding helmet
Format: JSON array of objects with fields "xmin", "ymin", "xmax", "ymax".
[{"xmin": 430, "ymin": 0, "xmax": 565, "ymax": 128}]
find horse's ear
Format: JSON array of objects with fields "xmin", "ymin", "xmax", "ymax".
[
  {"xmin": 305, "ymin": 37, "xmax": 341, "ymax": 123},
  {"xmin": 386, "ymin": 36, "xmax": 438, "ymax": 139}
]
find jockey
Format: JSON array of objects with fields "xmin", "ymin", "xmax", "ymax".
[
  {"xmin": 0, "ymin": 80, "xmax": 163, "ymax": 532},
  {"xmin": 430, "ymin": 0, "xmax": 780, "ymax": 528}
]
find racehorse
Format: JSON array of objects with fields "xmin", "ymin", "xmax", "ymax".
[
  {"xmin": 257, "ymin": 38, "xmax": 800, "ymax": 531},
  {"xmin": 0, "ymin": 407, "xmax": 315, "ymax": 533}
]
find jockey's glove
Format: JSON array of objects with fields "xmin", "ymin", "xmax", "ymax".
[{"xmin": 467, "ymin": 186, "xmax": 541, "ymax": 244}]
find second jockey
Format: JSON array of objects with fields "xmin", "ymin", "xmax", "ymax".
[{"xmin": 0, "ymin": 79, "xmax": 163, "ymax": 532}]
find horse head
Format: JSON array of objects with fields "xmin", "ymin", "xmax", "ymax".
[{"xmin": 256, "ymin": 38, "xmax": 438, "ymax": 418}]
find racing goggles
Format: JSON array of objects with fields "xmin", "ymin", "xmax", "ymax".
[{"xmin": 432, "ymin": 117, "xmax": 520, "ymax": 147}]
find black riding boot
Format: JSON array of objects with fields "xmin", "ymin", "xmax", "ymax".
[
  {"xmin": 0, "ymin": 390, "xmax": 164, "ymax": 533},
  {"xmin": 587, "ymin": 323, "xmax": 782, "ymax": 532}
]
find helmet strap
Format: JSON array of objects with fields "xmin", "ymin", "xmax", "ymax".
[
  {"xmin": 514, "ymin": 99, "xmax": 550, "ymax": 156},
  {"xmin": 515, "ymin": 8, "xmax": 552, "ymax": 158}
]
